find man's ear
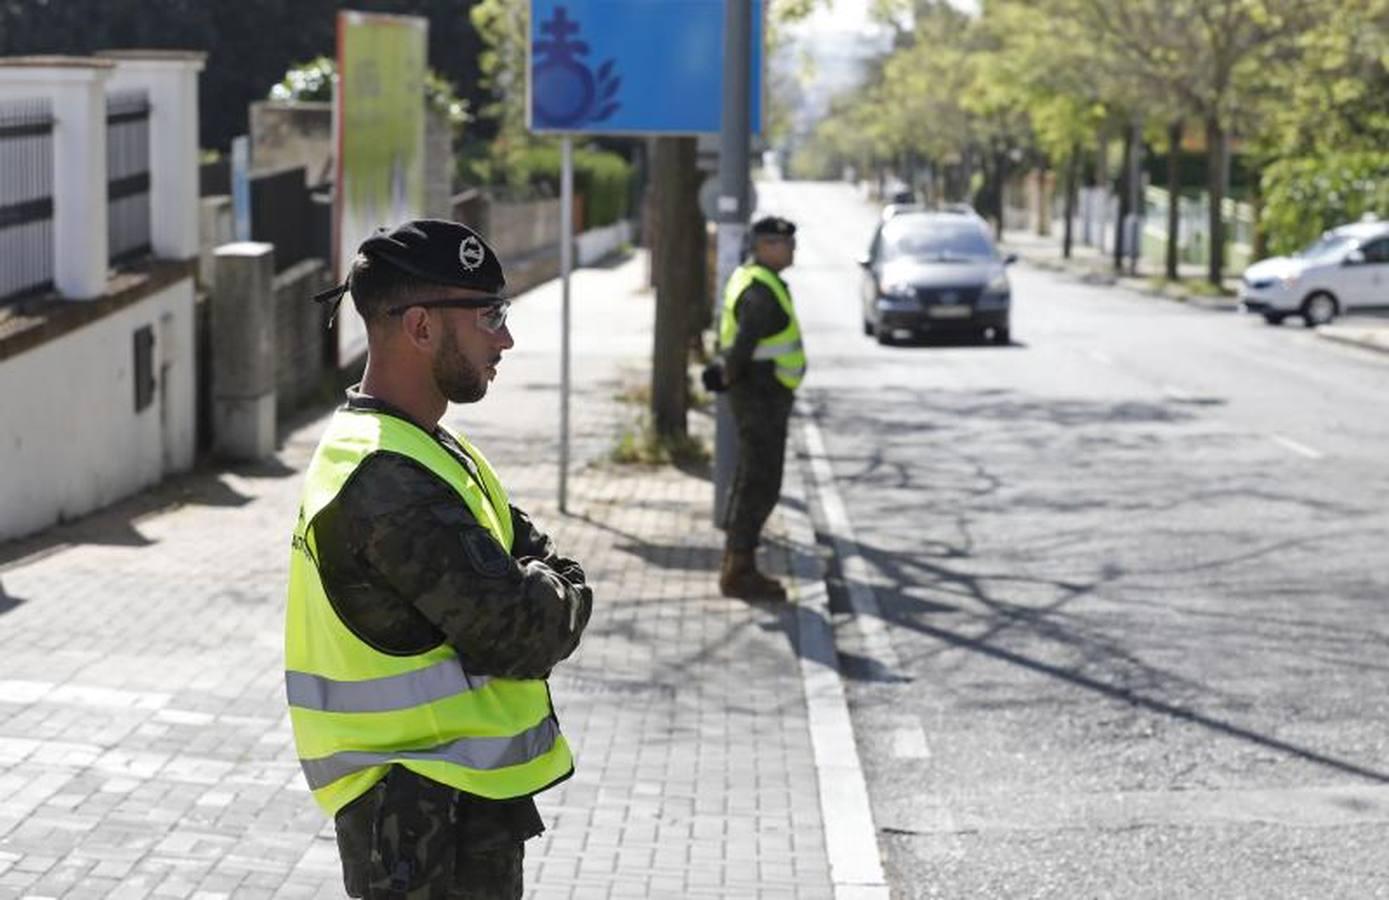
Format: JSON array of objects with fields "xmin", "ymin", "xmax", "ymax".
[{"xmin": 400, "ymin": 307, "xmax": 433, "ymax": 350}]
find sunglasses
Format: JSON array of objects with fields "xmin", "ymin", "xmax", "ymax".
[{"xmin": 386, "ymin": 296, "xmax": 511, "ymax": 334}]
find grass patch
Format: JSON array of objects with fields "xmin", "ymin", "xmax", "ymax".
[
  {"xmin": 1147, "ymin": 276, "xmax": 1236, "ymax": 298},
  {"xmin": 610, "ymin": 414, "xmax": 710, "ymax": 467},
  {"xmin": 615, "ymin": 381, "xmax": 650, "ymax": 406}
]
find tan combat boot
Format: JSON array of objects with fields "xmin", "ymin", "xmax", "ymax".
[{"xmin": 719, "ymin": 550, "xmax": 787, "ymax": 601}]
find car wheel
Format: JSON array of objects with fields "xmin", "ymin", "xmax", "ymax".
[
  {"xmin": 1301, "ymin": 292, "xmax": 1338, "ymax": 327},
  {"xmin": 875, "ymin": 328, "xmax": 893, "ymax": 346},
  {"xmin": 863, "ymin": 318, "xmax": 875, "ymax": 336},
  {"xmin": 1262, "ymin": 312, "xmax": 1286, "ymax": 325},
  {"xmin": 992, "ymin": 325, "xmax": 1011, "ymax": 345}
]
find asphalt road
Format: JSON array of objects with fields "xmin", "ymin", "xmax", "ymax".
[{"xmin": 759, "ymin": 180, "xmax": 1389, "ymax": 898}]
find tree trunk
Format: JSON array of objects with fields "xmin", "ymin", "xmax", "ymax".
[
  {"xmin": 1165, "ymin": 119, "xmax": 1181, "ymax": 281},
  {"xmin": 1251, "ymin": 191, "xmax": 1266, "ymax": 262},
  {"xmin": 650, "ymin": 137, "xmax": 695, "ymax": 440},
  {"xmin": 1094, "ymin": 126, "xmax": 1109, "ymax": 252},
  {"xmin": 993, "ymin": 149, "xmax": 1006, "ymax": 241},
  {"xmin": 1063, "ymin": 141, "xmax": 1080, "ymax": 259},
  {"xmin": 1205, "ymin": 115, "xmax": 1225, "ymax": 286},
  {"xmin": 1113, "ymin": 126, "xmax": 1133, "ymax": 272}
]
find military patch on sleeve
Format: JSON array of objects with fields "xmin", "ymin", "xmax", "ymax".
[{"xmin": 462, "ymin": 528, "xmax": 511, "ymax": 578}]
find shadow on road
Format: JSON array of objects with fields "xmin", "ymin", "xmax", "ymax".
[
  {"xmin": 796, "ymin": 384, "xmax": 1389, "ymax": 785},
  {"xmin": 0, "ymin": 579, "xmax": 23, "ymax": 616}
]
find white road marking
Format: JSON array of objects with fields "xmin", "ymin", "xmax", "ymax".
[
  {"xmin": 1270, "ymin": 433, "xmax": 1325, "ymax": 459},
  {"xmin": 799, "ymin": 403, "xmax": 902, "ymax": 673},
  {"xmin": 798, "ymin": 403, "xmax": 966, "ymax": 865},
  {"xmin": 890, "ymin": 726, "xmax": 932, "ymax": 760},
  {"xmin": 1087, "ymin": 349, "xmax": 1115, "ymax": 365},
  {"xmin": 787, "ymin": 402, "xmax": 891, "ymax": 899}
]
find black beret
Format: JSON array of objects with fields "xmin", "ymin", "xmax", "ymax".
[
  {"xmin": 358, "ymin": 219, "xmax": 506, "ymax": 293},
  {"xmin": 751, "ymin": 216, "xmax": 796, "ymax": 238}
]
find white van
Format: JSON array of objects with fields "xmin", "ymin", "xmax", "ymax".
[{"xmin": 1239, "ymin": 218, "xmax": 1389, "ymax": 326}]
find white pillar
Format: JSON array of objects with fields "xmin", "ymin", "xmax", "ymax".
[
  {"xmin": 0, "ymin": 57, "xmax": 113, "ymax": 299},
  {"xmin": 99, "ymin": 51, "xmax": 206, "ymax": 262}
]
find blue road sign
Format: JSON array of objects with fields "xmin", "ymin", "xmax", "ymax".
[{"xmin": 528, "ymin": 0, "xmax": 763, "ymax": 135}]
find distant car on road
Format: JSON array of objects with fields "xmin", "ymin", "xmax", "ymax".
[
  {"xmin": 1240, "ymin": 218, "xmax": 1389, "ymax": 326},
  {"xmin": 858, "ymin": 210, "xmax": 1017, "ymax": 345}
]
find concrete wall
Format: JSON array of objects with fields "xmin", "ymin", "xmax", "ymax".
[
  {"xmin": 273, "ymin": 258, "xmax": 332, "ymax": 414},
  {"xmin": 0, "ymin": 277, "xmax": 196, "ymax": 542},
  {"xmin": 488, "ymin": 198, "xmax": 562, "ymax": 261},
  {"xmin": 198, "ymin": 195, "xmax": 234, "ymax": 288},
  {"xmin": 424, "ymin": 108, "xmax": 453, "ymax": 220},
  {"xmin": 250, "ymin": 100, "xmax": 333, "ymax": 184},
  {"xmin": 576, "ymin": 220, "xmax": 633, "ymax": 267}
]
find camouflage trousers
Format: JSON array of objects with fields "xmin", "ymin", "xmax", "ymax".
[
  {"xmin": 334, "ymin": 768, "xmax": 525, "ymax": 899},
  {"xmin": 724, "ymin": 381, "xmax": 794, "ymax": 552}
]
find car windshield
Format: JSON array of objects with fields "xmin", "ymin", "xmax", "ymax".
[
  {"xmin": 881, "ymin": 220, "xmax": 996, "ymax": 263},
  {"xmin": 1294, "ymin": 234, "xmax": 1355, "ymax": 262}
]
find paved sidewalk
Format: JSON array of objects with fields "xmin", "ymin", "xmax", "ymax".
[
  {"xmin": 0, "ymin": 254, "xmax": 836, "ymax": 899},
  {"xmin": 1001, "ymin": 227, "xmax": 1389, "ymax": 356}
]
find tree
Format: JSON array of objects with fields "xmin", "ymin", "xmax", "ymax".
[
  {"xmin": 1049, "ymin": 0, "xmax": 1324, "ymax": 284},
  {"xmin": 649, "ymin": 138, "xmax": 702, "ymax": 441}
]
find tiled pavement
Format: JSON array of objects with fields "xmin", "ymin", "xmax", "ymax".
[{"xmin": 0, "ymin": 255, "xmax": 836, "ymax": 899}]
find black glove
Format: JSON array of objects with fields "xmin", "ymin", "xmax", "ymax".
[{"xmin": 701, "ymin": 360, "xmax": 727, "ymax": 393}]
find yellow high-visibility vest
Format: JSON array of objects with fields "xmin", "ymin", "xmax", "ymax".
[
  {"xmin": 719, "ymin": 263, "xmax": 806, "ymax": 390},
  {"xmin": 285, "ymin": 409, "xmax": 573, "ymax": 816}
]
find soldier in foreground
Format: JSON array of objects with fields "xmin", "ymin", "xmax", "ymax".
[
  {"xmin": 710, "ymin": 215, "xmax": 806, "ymax": 600},
  {"xmin": 285, "ymin": 220, "xmax": 593, "ymax": 898}
]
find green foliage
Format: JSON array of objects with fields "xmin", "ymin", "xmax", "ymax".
[
  {"xmin": 1252, "ymin": 0, "xmax": 1389, "ymax": 158},
  {"xmin": 1143, "ymin": 151, "xmax": 1259, "ymax": 198},
  {"xmin": 269, "ymin": 56, "xmax": 334, "ymax": 102},
  {"xmin": 466, "ymin": 142, "xmax": 633, "ymax": 228},
  {"xmin": 1260, "ymin": 153, "xmax": 1389, "ymax": 255},
  {"xmin": 269, "ymin": 57, "xmax": 469, "ymax": 131}
]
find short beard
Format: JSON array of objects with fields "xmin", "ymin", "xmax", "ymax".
[{"xmin": 433, "ymin": 326, "xmax": 488, "ymax": 404}]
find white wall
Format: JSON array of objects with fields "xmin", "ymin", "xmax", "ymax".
[{"xmin": 0, "ymin": 277, "xmax": 196, "ymax": 541}]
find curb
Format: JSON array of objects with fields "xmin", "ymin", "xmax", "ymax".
[
  {"xmin": 779, "ymin": 403, "xmax": 890, "ymax": 900},
  {"xmin": 1316, "ymin": 326, "xmax": 1389, "ymax": 356},
  {"xmin": 1006, "ymin": 247, "xmax": 1240, "ymax": 312}
]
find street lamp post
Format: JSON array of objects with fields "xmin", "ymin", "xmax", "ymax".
[{"xmin": 712, "ymin": 0, "xmax": 751, "ymax": 527}]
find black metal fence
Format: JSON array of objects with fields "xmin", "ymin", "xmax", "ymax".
[
  {"xmin": 200, "ymin": 158, "xmax": 230, "ymax": 197},
  {"xmin": 0, "ymin": 99, "xmax": 55, "ymax": 302},
  {"xmin": 250, "ymin": 165, "xmax": 323, "ymax": 274},
  {"xmin": 107, "ymin": 90, "xmax": 152, "ymax": 265}
]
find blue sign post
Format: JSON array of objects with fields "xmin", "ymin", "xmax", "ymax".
[
  {"xmin": 528, "ymin": 0, "xmax": 763, "ymax": 135},
  {"xmin": 528, "ymin": 0, "xmax": 763, "ymax": 509}
]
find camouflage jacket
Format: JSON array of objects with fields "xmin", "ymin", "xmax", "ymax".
[{"xmin": 313, "ymin": 391, "xmax": 594, "ymax": 679}]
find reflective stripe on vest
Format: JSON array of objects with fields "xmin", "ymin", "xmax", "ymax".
[
  {"xmin": 719, "ymin": 264, "xmax": 806, "ymax": 390},
  {"xmin": 285, "ymin": 658, "xmax": 493, "ymax": 714},
  {"xmin": 300, "ymin": 717, "xmax": 560, "ymax": 791},
  {"xmin": 285, "ymin": 409, "xmax": 573, "ymax": 815}
]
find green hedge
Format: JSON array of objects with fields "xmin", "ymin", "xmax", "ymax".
[
  {"xmin": 496, "ymin": 144, "xmax": 634, "ymax": 229},
  {"xmin": 1261, "ymin": 153, "xmax": 1389, "ymax": 256}
]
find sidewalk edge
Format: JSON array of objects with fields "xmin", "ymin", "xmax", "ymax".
[
  {"xmin": 782, "ymin": 400, "xmax": 890, "ymax": 900},
  {"xmin": 1316, "ymin": 326, "xmax": 1389, "ymax": 356}
]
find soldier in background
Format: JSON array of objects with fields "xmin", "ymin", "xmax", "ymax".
[
  {"xmin": 711, "ymin": 216, "xmax": 806, "ymax": 600},
  {"xmin": 286, "ymin": 220, "xmax": 593, "ymax": 898}
]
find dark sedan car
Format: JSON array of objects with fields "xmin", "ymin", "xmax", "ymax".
[{"xmin": 858, "ymin": 211, "xmax": 1017, "ymax": 344}]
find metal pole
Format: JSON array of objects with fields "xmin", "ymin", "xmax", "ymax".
[
  {"xmin": 712, "ymin": 0, "xmax": 751, "ymax": 527},
  {"xmin": 559, "ymin": 135, "xmax": 573, "ymax": 513}
]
